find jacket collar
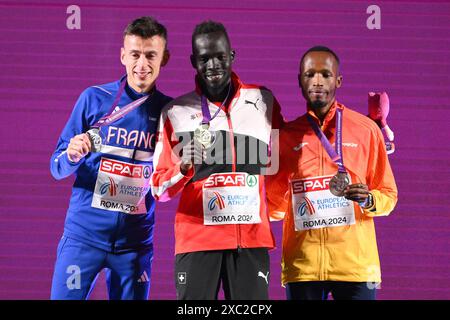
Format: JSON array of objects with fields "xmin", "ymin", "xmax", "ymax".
[
  {"xmin": 123, "ymin": 75, "xmax": 156, "ymax": 101},
  {"xmin": 307, "ymin": 100, "xmax": 344, "ymax": 129}
]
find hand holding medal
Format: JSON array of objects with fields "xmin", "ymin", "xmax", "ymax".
[
  {"xmin": 180, "ymin": 139, "xmax": 207, "ymax": 175},
  {"xmin": 66, "ymin": 133, "xmax": 92, "ymax": 163},
  {"xmin": 343, "ymin": 183, "xmax": 373, "ymax": 208}
]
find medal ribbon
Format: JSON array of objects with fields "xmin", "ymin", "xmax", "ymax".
[
  {"xmin": 307, "ymin": 107, "xmax": 346, "ymax": 174},
  {"xmin": 200, "ymin": 83, "xmax": 232, "ymax": 125},
  {"xmin": 92, "ymin": 76, "xmax": 150, "ymax": 129}
]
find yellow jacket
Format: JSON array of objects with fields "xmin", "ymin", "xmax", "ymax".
[{"xmin": 267, "ymin": 102, "xmax": 398, "ymax": 284}]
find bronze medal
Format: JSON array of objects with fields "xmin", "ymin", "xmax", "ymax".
[{"xmin": 329, "ymin": 172, "xmax": 349, "ymax": 197}]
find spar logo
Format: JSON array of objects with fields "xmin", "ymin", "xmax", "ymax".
[
  {"xmin": 100, "ymin": 177, "xmax": 118, "ymax": 196},
  {"xmin": 292, "ymin": 176, "xmax": 332, "ymax": 194},
  {"xmin": 204, "ymin": 173, "xmax": 245, "ymax": 188},
  {"xmin": 100, "ymin": 158, "xmax": 148, "ymax": 178},
  {"xmin": 208, "ymin": 191, "xmax": 226, "ymax": 211},
  {"xmin": 204, "ymin": 173, "xmax": 258, "ymax": 188},
  {"xmin": 246, "ymin": 175, "xmax": 257, "ymax": 187},
  {"xmin": 298, "ymin": 197, "xmax": 315, "ymax": 216}
]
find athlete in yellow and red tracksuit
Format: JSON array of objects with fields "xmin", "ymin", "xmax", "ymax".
[{"xmin": 266, "ymin": 46, "xmax": 398, "ymax": 300}]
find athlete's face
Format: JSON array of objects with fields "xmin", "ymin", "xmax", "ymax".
[
  {"xmin": 191, "ymin": 32, "xmax": 235, "ymax": 100},
  {"xmin": 121, "ymin": 34, "xmax": 169, "ymax": 93},
  {"xmin": 299, "ymin": 51, "xmax": 342, "ymax": 113}
]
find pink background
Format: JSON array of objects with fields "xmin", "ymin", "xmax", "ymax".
[{"xmin": 0, "ymin": 0, "xmax": 449, "ymax": 299}]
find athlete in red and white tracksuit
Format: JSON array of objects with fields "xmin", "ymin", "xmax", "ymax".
[{"xmin": 151, "ymin": 72, "xmax": 284, "ymax": 299}]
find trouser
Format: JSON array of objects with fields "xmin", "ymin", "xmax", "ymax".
[
  {"xmin": 50, "ymin": 236, "xmax": 152, "ymax": 300},
  {"xmin": 286, "ymin": 281, "xmax": 378, "ymax": 300},
  {"xmin": 175, "ymin": 248, "xmax": 270, "ymax": 300}
]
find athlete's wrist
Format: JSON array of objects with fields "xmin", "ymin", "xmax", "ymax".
[
  {"xmin": 180, "ymin": 161, "xmax": 193, "ymax": 176},
  {"xmin": 67, "ymin": 152, "xmax": 77, "ymax": 164},
  {"xmin": 360, "ymin": 192, "xmax": 374, "ymax": 209}
]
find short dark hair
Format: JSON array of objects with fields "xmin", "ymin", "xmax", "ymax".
[
  {"xmin": 300, "ymin": 45, "xmax": 340, "ymax": 68},
  {"xmin": 123, "ymin": 16, "xmax": 168, "ymax": 44},
  {"xmin": 192, "ymin": 20, "xmax": 230, "ymax": 49}
]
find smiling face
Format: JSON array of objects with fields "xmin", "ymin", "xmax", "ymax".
[
  {"xmin": 191, "ymin": 31, "xmax": 234, "ymax": 101},
  {"xmin": 299, "ymin": 51, "xmax": 342, "ymax": 118},
  {"xmin": 121, "ymin": 34, "xmax": 169, "ymax": 93}
]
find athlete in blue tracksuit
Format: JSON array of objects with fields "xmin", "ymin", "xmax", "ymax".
[{"xmin": 49, "ymin": 17, "xmax": 172, "ymax": 300}]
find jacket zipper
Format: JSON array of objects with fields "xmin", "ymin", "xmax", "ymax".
[
  {"xmin": 359, "ymin": 206, "xmax": 364, "ymax": 225},
  {"xmin": 225, "ymin": 107, "xmax": 241, "ymax": 251},
  {"xmin": 111, "ymin": 211, "xmax": 121, "ymax": 253},
  {"xmin": 319, "ymin": 123, "xmax": 325, "ymax": 280}
]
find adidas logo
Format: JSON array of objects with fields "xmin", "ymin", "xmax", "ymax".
[{"xmin": 137, "ymin": 271, "xmax": 150, "ymax": 283}]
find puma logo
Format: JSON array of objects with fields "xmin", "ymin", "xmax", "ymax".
[
  {"xmin": 245, "ymin": 98, "xmax": 260, "ymax": 110},
  {"xmin": 257, "ymin": 271, "xmax": 269, "ymax": 284}
]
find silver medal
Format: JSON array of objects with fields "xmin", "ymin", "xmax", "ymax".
[
  {"xmin": 86, "ymin": 128, "xmax": 103, "ymax": 153},
  {"xmin": 194, "ymin": 123, "xmax": 215, "ymax": 149},
  {"xmin": 329, "ymin": 172, "xmax": 349, "ymax": 197}
]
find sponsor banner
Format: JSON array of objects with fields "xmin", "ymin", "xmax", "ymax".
[
  {"xmin": 203, "ymin": 173, "xmax": 261, "ymax": 225},
  {"xmin": 91, "ymin": 157, "xmax": 152, "ymax": 214},
  {"xmin": 291, "ymin": 175, "xmax": 355, "ymax": 231}
]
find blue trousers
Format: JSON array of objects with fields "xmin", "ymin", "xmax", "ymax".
[
  {"xmin": 286, "ymin": 281, "xmax": 378, "ymax": 300},
  {"xmin": 50, "ymin": 236, "xmax": 152, "ymax": 300}
]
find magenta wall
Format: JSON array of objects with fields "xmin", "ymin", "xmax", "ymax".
[{"xmin": 0, "ymin": 0, "xmax": 449, "ymax": 299}]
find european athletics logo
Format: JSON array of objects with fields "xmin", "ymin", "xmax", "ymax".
[
  {"xmin": 298, "ymin": 197, "xmax": 315, "ymax": 216},
  {"xmin": 100, "ymin": 177, "xmax": 118, "ymax": 196},
  {"xmin": 208, "ymin": 191, "xmax": 226, "ymax": 211}
]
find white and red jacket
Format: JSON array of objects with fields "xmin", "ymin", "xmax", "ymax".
[{"xmin": 151, "ymin": 72, "xmax": 284, "ymax": 254}]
